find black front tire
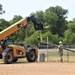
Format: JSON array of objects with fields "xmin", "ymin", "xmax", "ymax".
[
  {"xmin": 27, "ymin": 50, "xmax": 37, "ymax": 62},
  {"xmin": 3, "ymin": 51, "xmax": 13, "ymax": 64}
]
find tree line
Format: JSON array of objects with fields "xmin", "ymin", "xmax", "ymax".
[{"xmin": 0, "ymin": 3, "xmax": 75, "ymax": 45}]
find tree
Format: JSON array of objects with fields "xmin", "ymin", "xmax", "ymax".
[
  {"xmin": 0, "ymin": 3, "xmax": 5, "ymax": 15},
  {"xmin": 25, "ymin": 31, "xmax": 40, "ymax": 44},
  {"xmin": 63, "ymin": 30, "xmax": 75, "ymax": 44},
  {"xmin": 44, "ymin": 6, "xmax": 68, "ymax": 36},
  {"xmin": 31, "ymin": 11, "xmax": 44, "ymax": 24},
  {"xmin": 30, "ymin": 11, "xmax": 45, "ymax": 31},
  {"xmin": 10, "ymin": 15, "xmax": 22, "ymax": 24},
  {"xmin": 44, "ymin": 11, "xmax": 58, "ymax": 34},
  {"xmin": 0, "ymin": 3, "xmax": 6, "ymax": 31},
  {"xmin": 0, "ymin": 19, "xmax": 9, "ymax": 31},
  {"xmin": 68, "ymin": 18, "xmax": 75, "ymax": 33}
]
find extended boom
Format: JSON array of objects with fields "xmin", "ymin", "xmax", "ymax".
[{"xmin": 0, "ymin": 16, "xmax": 43, "ymax": 40}]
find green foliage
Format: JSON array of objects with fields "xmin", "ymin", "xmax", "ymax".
[
  {"xmin": 51, "ymin": 34, "xmax": 59, "ymax": 44},
  {"xmin": 0, "ymin": 4, "xmax": 2, "ymax": 11},
  {"xmin": 42, "ymin": 31, "xmax": 59, "ymax": 44},
  {"xmin": 63, "ymin": 30, "xmax": 75, "ymax": 44},
  {"xmin": 0, "ymin": 3, "xmax": 5, "ymax": 15},
  {"xmin": 31, "ymin": 11, "xmax": 45, "ymax": 27},
  {"xmin": 42, "ymin": 31, "xmax": 52, "ymax": 42},
  {"xmin": 0, "ymin": 19, "xmax": 9, "ymax": 31},
  {"xmin": 1, "ymin": 5, "xmax": 75, "ymax": 45},
  {"xmin": 45, "ymin": 6, "xmax": 68, "ymax": 36},
  {"xmin": 25, "ymin": 31, "xmax": 40, "ymax": 44},
  {"xmin": 48, "ymin": 6, "xmax": 68, "ymax": 18},
  {"xmin": 68, "ymin": 18, "xmax": 75, "ymax": 33},
  {"xmin": 10, "ymin": 15, "xmax": 22, "ymax": 24},
  {"xmin": 44, "ymin": 11, "xmax": 58, "ymax": 34}
]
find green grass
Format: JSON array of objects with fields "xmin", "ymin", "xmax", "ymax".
[
  {"xmin": 17, "ymin": 58, "xmax": 28, "ymax": 62},
  {"xmin": 47, "ymin": 52, "xmax": 75, "ymax": 56},
  {"xmin": 45, "ymin": 52, "xmax": 75, "ymax": 62}
]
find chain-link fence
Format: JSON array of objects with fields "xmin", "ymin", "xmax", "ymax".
[{"xmin": 38, "ymin": 48, "xmax": 75, "ymax": 63}]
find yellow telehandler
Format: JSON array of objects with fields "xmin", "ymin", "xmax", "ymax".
[{"xmin": 0, "ymin": 15, "xmax": 43, "ymax": 64}]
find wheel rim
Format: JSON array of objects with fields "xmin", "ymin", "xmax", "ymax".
[
  {"xmin": 7, "ymin": 53, "xmax": 12, "ymax": 62},
  {"xmin": 30, "ymin": 52, "xmax": 35, "ymax": 60}
]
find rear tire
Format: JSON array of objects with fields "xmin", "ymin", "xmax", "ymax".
[
  {"xmin": 27, "ymin": 50, "xmax": 36, "ymax": 62},
  {"xmin": 3, "ymin": 51, "xmax": 13, "ymax": 64}
]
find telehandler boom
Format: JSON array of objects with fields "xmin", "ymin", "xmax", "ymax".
[{"xmin": 0, "ymin": 15, "xmax": 43, "ymax": 64}]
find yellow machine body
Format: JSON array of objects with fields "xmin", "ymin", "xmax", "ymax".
[
  {"xmin": 7, "ymin": 45, "xmax": 38, "ymax": 57},
  {"xmin": 0, "ymin": 15, "xmax": 43, "ymax": 64}
]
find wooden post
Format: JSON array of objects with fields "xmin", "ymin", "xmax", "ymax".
[
  {"xmin": 47, "ymin": 37, "xmax": 48, "ymax": 62},
  {"xmin": 67, "ymin": 50, "xmax": 69, "ymax": 62}
]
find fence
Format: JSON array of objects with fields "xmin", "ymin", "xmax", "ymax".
[{"xmin": 38, "ymin": 48, "xmax": 75, "ymax": 63}]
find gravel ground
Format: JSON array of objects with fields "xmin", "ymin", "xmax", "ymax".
[{"xmin": 0, "ymin": 62, "xmax": 75, "ymax": 75}]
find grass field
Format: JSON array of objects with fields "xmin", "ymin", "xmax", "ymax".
[
  {"xmin": 0, "ymin": 49, "xmax": 75, "ymax": 63},
  {"xmin": 44, "ymin": 51, "xmax": 75, "ymax": 62}
]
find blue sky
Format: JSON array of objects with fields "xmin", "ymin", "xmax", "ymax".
[{"xmin": 0, "ymin": 0, "xmax": 75, "ymax": 21}]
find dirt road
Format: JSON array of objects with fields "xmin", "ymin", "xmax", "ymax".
[{"xmin": 0, "ymin": 62, "xmax": 75, "ymax": 75}]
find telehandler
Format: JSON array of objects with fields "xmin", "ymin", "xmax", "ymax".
[{"xmin": 0, "ymin": 15, "xmax": 43, "ymax": 64}]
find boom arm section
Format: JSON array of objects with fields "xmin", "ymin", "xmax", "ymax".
[
  {"xmin": 0, "ymin": 16, "xmax": 43, "ymax": 40},
  {"xmin": 0, "ymin": 18, "xmax": 27, "ymax": 40}
]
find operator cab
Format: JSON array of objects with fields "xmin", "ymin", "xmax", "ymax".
[{"xmin": 1, "ymin": 37, "xmax": 14, "ymax": 49}]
